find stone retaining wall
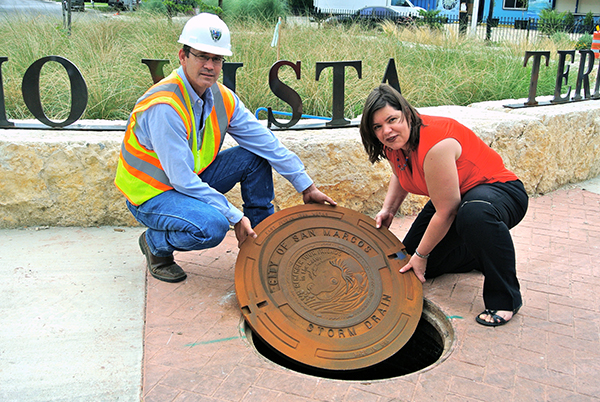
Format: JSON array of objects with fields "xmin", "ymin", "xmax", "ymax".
[{"xmin": 1, "ymin": 98, "xmax": 599, "ymax": 228}]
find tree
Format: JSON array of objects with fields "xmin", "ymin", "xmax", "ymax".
[{"xmin": 288, "ymin": 0, "xmax": 312, "ymax": 15}]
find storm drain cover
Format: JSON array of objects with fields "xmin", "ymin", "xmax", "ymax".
[{"xmin": 235, "ymin": 204, "xmax": 423, "ymax": 370}]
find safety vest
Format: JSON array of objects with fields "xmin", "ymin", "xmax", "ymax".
[{"xmin": 114, "ymin": 71, "xmax": 236, "ymax": 205}]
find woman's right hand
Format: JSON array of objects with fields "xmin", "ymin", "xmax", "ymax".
[
  {"xmin": 375, "ymin": 209, "xmax": 395, "ymax": 229},
  {"xmin": 376, "ymin": 169, "xmax": 407, "ymax": 230}
]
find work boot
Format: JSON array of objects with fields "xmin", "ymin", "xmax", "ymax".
[{"xmin": 138, "ymin": 231, "xmax": 187, "ymax": 283}]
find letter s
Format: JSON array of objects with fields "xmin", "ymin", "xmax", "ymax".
[{"xmin": 267, "ymin": 60, "xmax": 302, "ymax": 129}]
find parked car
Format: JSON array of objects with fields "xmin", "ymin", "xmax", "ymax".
[
  {"xmin": 110, "ymin": 0, "xmax": 139, "ymax": 10},
  {"xmin": 390, "ymin": 0, "xmax": 426, "ymax": 18},
  {"xmin": 326, "ymin": 6, "xmax": 419, "ymax": 26},
  {"xmin": 64, "ymin": 0, "xmax": 85, "ymax": 12}
]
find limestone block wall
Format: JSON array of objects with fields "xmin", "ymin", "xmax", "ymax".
[
  {"xmin": 0, "ymin": 129, "xmax": 136, "ymax": 228},
  {"xmin": 1, "ymin": 99, "xmax": 599, "ymax": 228}
]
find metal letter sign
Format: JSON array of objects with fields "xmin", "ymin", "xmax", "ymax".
[
  {"xmin": 268, "ymin": 60, "xmax": 303, "ymax": 129},
  {"xmin": 0, "ymin": 56, "xmax": 379, "ymax": 131},
  {"xmin": 524, "ymin": 51, "xmax": 550, "ymax": 106},
  {"xmin": 0, "ymin": 57, "xmax": 13, "ymax": 127},
  {"xmin": 2, "ymin": 51, "xmax": 598, "ymax": 129},
  {"xmin": 554, "ymin": 50, "xmax": 575, "ymax": 103},
  {"xmin": 221, "ymin": 62, "xmax": 243, "ymax": 93},
  {"xmin": 21, "ymin": 56, "xmax": 88, "ymax": 128},
  {"xmin": 141, "ymin": 59, "xmax": 171, "ymax": 86},
  {"xmin": 315, "ymin": 61, "xmax": 362, "ymax": 127},
  {"xmin": 504, "ymin": 49, "xmax": 600, "ymax": 108},
  {"xmin": 382, "ymin": 58, "xmax": 402, "ymax": 95},
  {"xmin": 573, "ymin": 50, "xmax": 596, "ymax": 101}
]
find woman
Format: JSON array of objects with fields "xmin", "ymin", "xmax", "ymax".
[{"xmin": 360, "ymin": 84, "xmax": 528, "ymax": 327}]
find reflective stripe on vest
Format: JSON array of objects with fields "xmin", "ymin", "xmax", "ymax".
[{"xmin": 114, "ymin": 71, "xmax": 235, "ymax": 205}]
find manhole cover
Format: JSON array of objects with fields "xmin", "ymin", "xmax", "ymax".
[{"xmin": 235, "ymin": 204, "xmax": 423, "ymax": 370}]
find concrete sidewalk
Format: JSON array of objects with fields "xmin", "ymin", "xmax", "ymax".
[
  {"xmin": 1, "ymin": 177, "xmax": 600, "ymax": 401},
  {"xmin": 0, "ymin": 227, "xmax": 146, "ymax": 401}
]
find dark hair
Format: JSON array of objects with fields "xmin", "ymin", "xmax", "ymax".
[
  {"xmin": 182, "ymin": 44, "xmax": 191, "ymax": 57},
  {"xmin": 359, "ymin": 84, "xmax": 422, "ymax": 164}
]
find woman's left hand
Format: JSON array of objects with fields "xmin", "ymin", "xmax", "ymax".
[{"xmin": 399, "ymin": 254, "xmax": 427, "ymax": 283}]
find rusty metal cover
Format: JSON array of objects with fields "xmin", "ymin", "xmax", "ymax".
[{"xmin": 235, "ymin": 204, "xmax": 423, "ymax": 370}]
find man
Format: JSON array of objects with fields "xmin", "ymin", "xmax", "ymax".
[{"xmin": 115, "ymin": 13, "xmax": 335, "ymax": 283}]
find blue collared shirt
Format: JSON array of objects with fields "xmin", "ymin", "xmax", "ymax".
[{"xmin": 133, "ymin": 67, "xmax": 313, "ymax": 225}]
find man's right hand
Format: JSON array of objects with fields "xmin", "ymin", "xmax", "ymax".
[
  {"xmin": 234, "ymin": 216, "xmax": 257, "ymax": 248},
  {"xmin": 302, "ymin": 183, "xmax": 336, "ymax": 206}
]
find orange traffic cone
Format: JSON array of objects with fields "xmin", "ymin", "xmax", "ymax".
[{"xmin": 592, "ymin": 25, "xmax": 600, "ymax": 59}]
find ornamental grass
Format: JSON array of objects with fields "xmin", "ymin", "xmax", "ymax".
[{"xmin": 0, "ymin": 11, "xmax": 569, "ymax": 122}]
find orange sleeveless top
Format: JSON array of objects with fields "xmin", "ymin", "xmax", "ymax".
[{"xmin": 386, "ymin": 115, "xmax": 518, "ymax": 197}]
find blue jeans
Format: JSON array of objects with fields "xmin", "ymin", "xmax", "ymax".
[{"xmin": 127, "ymin": 146, "xmax": 274, "ymax": 257}]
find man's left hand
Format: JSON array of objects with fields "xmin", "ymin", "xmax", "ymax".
[
  {"xmin": 302, "ymin": 184, "xmax": 337, "ymax": 205},
  {"xmin": 234, "ymin": 216, "xmax": 257, "ymax": 248}
]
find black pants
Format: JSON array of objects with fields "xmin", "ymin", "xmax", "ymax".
[{"xmin": 402, "ymin": 180, "xmax": 528, "ymax": 311}]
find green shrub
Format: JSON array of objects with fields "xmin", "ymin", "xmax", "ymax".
[
  {"xmin": 139, "ymin": 0, "xmax": 167, "ymax": 14},
  {"xmin": 195, "ymin": 1, "xmax": 222, "ymax": 16},
  {"xmin": 417, "ymin": 9, "xmax": 444, "ymax": 30},
  {"xmin": 563, "ymin": 11, "xmax": 575, "ymax": 33},
  {"xmin": 575, "ymin": 33, "xmax": 593, "ymax": 50},
  {"xmin": 583, "ymin": 11, "xmax": 594, "ymax": 27},
  {"xmin": 288, "ymin": 0, "xmax": 312, "ymax": 15},
  {"xmin": 163, "ymin": 0, "xmax": 194, "ymax": 16},
  {"xmin": 140, "ymin": 0, "xmax": 221, "ymax": 18},
  {"xmin": 550, "ymin": 31, "xmax": 569, "ymax": 45},
  {"xmin": 538, "ymin": 8, "xmax": 567, "ymax": 37},
  {"xmin": 223, "ymin": 0, "xmax": 288, "ymax": 23}
]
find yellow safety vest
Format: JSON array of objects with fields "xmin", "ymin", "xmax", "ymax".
[{"xmin": 114, "ymin": 70, "xmax": 235, "ymax": 205}]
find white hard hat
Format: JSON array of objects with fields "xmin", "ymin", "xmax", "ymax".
[{"xmin": 178, "ymin": 13, "xmax": 232, "ymax": 57}]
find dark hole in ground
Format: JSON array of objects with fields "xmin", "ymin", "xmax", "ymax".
[{"xmin": 247, "ymin": 315, "xmax": 444, "ymax": 380}]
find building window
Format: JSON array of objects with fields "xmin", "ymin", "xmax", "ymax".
[{"xmin": 504, "ymin": 0, "xmax": 527, "ymax": 10}]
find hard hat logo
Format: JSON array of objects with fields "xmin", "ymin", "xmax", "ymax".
[
  {"xmin": 210, "ymin": 28, "xmax": 222, "ymax": 42},
  {"xmin": 178, "ymin": 13, "xmax": 233, "ymax": 56}
]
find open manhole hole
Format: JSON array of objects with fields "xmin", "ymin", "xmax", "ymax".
[
  {"xmin": 236, "ymin": 204, "xmax": 455, "ymax": 378},
  {"xmin": 242, "ymin": 298, "xmax": 454, "ymax": 380}
]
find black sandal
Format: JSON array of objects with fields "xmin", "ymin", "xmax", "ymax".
[{"xmin": 476, "ymin": 305, "xmax": 521, "ymax": 327}]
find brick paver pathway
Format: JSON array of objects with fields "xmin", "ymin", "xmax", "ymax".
[{"xmin": 142, "ymin": 187, "xmax": 600, "ymax": 402}]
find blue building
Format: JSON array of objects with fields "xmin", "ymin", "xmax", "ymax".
[{"xmin": 411, "ymin": 0, "xmax": 599, "ymax": 22}]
